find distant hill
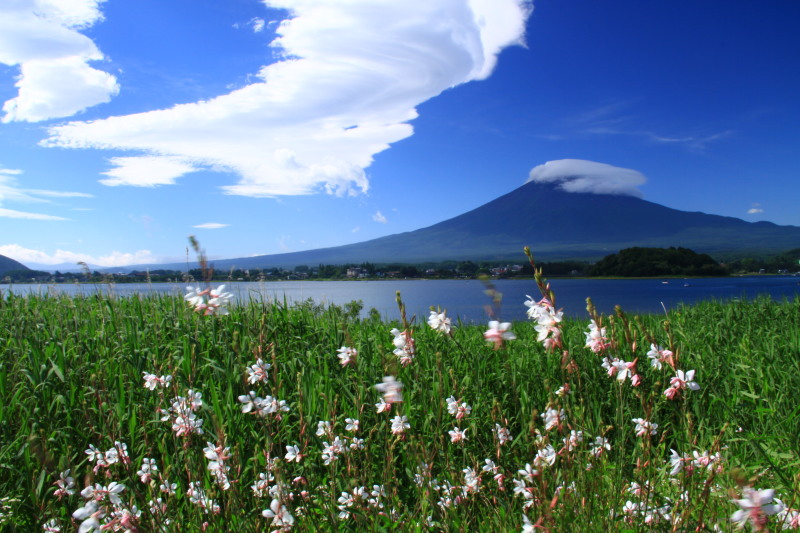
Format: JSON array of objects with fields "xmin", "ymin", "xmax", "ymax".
[
  {"xmin": 589, "ymin": 247, "xmax": 728, "ymax": 277},
  {"xmin": 114, "ymin": 181, "xmax": 800, "ymax": 271},
  {"xmin": 0, "ymin": 254, "xmax": 30, "ymax": 276}
]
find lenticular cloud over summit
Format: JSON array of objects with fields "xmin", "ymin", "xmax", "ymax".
[
  {"xmin": 526, "ymin": 159, "xmax": 647, "ymax": 198},
  {"xmin": 44, "ymin": 0, "xmax": 533, "ymax": 198}
]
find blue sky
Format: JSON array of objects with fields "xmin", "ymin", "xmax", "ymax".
[{"xmin": 1, "ymin": 0, "xmax": 798, "ymax": 268}]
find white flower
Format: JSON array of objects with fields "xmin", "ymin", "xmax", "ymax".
[
  {"xmin": 185, "ymin": 285, "xmax": 233, "ymax": 315},
  {"xmin": 53, "ymin": 469, "xmax": 75, "ymax": 499},
  {"xmin": 463, "ymin": 467, "xmax": 481, "ymax": 493},
  {"xmin": 316, "ymin": 420, "xmax": 332, "ymax": 437},
  {"xmin": 484, "ymin": 320, "xmax": 515, "ymax": 348},
  {"xmin": 42, "ymin": 518, "xmax": 61, "ymax": 532},
  {"xmin": 375, "ymin": 398, "xmax": 391, "ymax": 413},
  {"xmin": 493, "ymin": 423, "xmax": 512, "ymax": 445},
  {"xmin": 263, "ymin": 498, "xmax": 294, "ymax": 529},
  {"xmin": 345, "ymin": 418, "xmax": 359, "ymax": 432},
  {"xmin": 563, "ymin": 430, "xmax": 583, "ymax": 452},
  {"xmin": 285, "ymin": 445, "xmax": 302, "ymax": 463},
  {"xmin": 390, "ymin": 328, "xmax": 416, "ymax": 366},
  {"xmin": 137, "ymin": 458, "xmax": 158, "ymax": 484},
  {"xmin": 427, "ymin": 310, "xmax": 451, "ymax": 334},
  {"xmin": 445, "ymin": 396, "xmax": 472, "ymax": 419},
  {"xmin": 584, "ymin": 319, "xmax": 609, "ymax": 353},
  {"xmin": 322, "ymin": 437, "xmax": 346, "ymax": 465},
  {"xmin": 448, "ymin": 427, "xmax": 467, "ymax": 443},
  {"xmin": 142, "ymin": 372, "xmax": 172, "ymax": 390},
  {"xmin": 534, "ymin": 445, "xmax": 557, "ymax": 468},
  {"xmin": 72, "ymin": 501, "xmax": 103, "ymax": 533},
  {"xmin": 664, "ymin": 369, "xmax": 701, "ymax": 400},
  {"xmin": 375, "ymin": 376, "xmax": 403, "ymax": 404},
  {"xmin": 612, "ymin": 359, "xmax": 637, "ymax": 383},
  {"xmin": 541, "ymin": 408, "xmax": 565, "ymax": 431},
  {"xmin": 390, "ymin": 415, "xmax": 410, "ymax": 435},
  {"xmin": 517, "ymin": 463, "xmax": 538, "ymax": 483},
  {"xmin": 632, "ymin": 418, "xmax": 658, "ymax": 437},
  {"xmin": 522, "ymin": 514, "xmax": 535, "ymax": 533},
  {"xmin": 647, "ymin": 344, "xmax": 673, "ymax": 370},
  {"xmin": 247, "ymin": 358, "xmax": 271, "ymax": 384},
  {"xmin": 731, "ymin": 487, "xmax": 782, "ymax": 530},
  {"xmin": 590, "ymin": 436, "xmax": 610, "ymax": 457},
  {"xmin": 336, "ymin": 346, "xmax": 357, "ymax": 366}
]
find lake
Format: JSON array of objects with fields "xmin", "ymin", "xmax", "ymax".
[{"xmin": 3, "ymin": 276, "xmax": 798, "ymax": 324}]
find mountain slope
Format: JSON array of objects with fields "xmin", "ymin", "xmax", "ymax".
[
  {"xmin": 122, "ymin": 181, "xmax": 800, "ymax": 270},
  {"xmin": 0, "ymin": 254, "xmax": 30, "ymax": 275}
]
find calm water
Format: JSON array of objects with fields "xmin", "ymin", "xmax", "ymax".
[{"xmin": 4, "ymin": 276, "xmax": 798, "ymax": 323}]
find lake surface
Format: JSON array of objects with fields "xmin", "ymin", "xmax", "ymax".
[{"xmin": 4, "ymin": 276, "xmax": 798, "ymax": 324}]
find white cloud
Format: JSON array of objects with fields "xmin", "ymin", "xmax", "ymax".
[
  {"xmin": 0, "ymin": 169, "xmax": 89, "ymax": 218},
  {"xmin": 0, "ymin": 207, "xmax": 67, "ymax": 220},
  {"xmin": 747, "ymin": 203, "xmax": 763, "ymax": 215},
  {"xmin": 251, "ymin": 17, "xmax": 265, "ymax": 33},
  {"xmin": 44, "ymin": 0, "xmax": 532, "ymax": 197},
  {"xmin": 99, "ymin": 156, "xmax": 200, "ymax": 187},
  {"xmin": 0, "ymin": 0, "xmax": 119, "ymax": 122},
  {"xmin": 25, "ymin": 189, "xmax": 92, "ymax": 198},
  {"xmin": 193, "ymin": 222, "xmax": 229, "ymax": 229},
  {"xmin": 527, "ymin": 159, "xmax": 647, "ymax": 198},
  {"xmin": 372, "ymin": 210, "xmax": 387, "ymax": 224},
  {"xmin": 0, "ymin": 243, "xmax": 159, "ymax": 267}
]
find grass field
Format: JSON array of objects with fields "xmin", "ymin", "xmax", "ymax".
[{"xmin": 1, "ymin": 281, "xmax": 799, "ymax": 531}]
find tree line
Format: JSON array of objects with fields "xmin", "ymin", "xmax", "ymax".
[{"xmin": 3, "ymin": 247, "xmax": 798, "ymax": 284}]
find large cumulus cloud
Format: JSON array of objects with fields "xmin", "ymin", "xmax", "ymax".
[{"xmin": 42, "ymin": 0, "xmax": 532, "ymax": 197}]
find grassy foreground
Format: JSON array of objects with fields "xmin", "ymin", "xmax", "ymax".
[{"xmin": 0, "ymin": 288, "xmax": 799, "ymax": 532}]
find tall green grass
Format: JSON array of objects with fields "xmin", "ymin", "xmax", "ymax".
[{"xmin": 0, "ymin": 290, "xmax": 798, "ymax": 531}]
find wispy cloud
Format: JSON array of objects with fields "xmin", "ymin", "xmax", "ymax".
[
  {"xmin": 0, "ymin": 0, "xmax": 119, "ymax": 122},
  {"xmin": 44, "ymin": 0, "xmax": 532, "ymax": 197},
  {"xmin": 0, "ymin": 243, "xmax": 158, "ymax": 267},
  {"xmin": 193, "ymin": 222, "xmax": 229, "ymax": 229},
  {"xmin": 25, "ymin": 189, "xmax": 92, "ymax": 198},
  {"xmin": 250, "ymin": 17, "xmax": 265, "ymax": 33},
  {"xmin": 566, "ymin": 103, "xmax": 731, "ymax": 151},
  {"xmin": 0, "ymin": 168, "xmax": 89, "ymax": 219},
  {"xmin": 372, "ymin": 210, "xmax": 387, "ymax": 224},
  {"xmin": 747, "ymin": 203, "xmax": 764, "ymax": 215},
  {"xmin": 527, "ymin": 159, "xmax": 646, "ymax": 197},
  {"xmin": 0, "ymin": 207, "xmax": 67, "ymax": 220}
]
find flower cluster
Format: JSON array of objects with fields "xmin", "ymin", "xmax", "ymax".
[
  {"xmin": 525, "ymin": 295, "xmax": 563, "ymax": 350},
  {"xmin": 184, "ymin": 284, "xmax": 233, "ymax": 315},
  {"xmin": 427, "ymin": 309, "xmax": 452, "ymax": 334},
  {"xmin": 204, "ymin": 441, "xmax": 232, "ymax": 490},
  {"xmin": 336, "ymin": 485, "xmax": 385, "ymax": 520},
  {"xmin": 663, "ymin": 369, "xmax": 700, "ymax": 400},
  {"xmin": 246, "ymin": 358, "xmax": 271, "ymax": 384},
  {"xmin": 142, "ymin": 372, "xmax": 172, "ymax": 390},
  {"xmin": 390, "ymin": 328, "xmax": 415, "ymax": 366},
  {"xmin": 238, "ymin": 391, "xmax": 290, "ymax": 418},
  {"xmin": 160, "ymin": 390, "xmax": 204, "ymax": 437},
  {"xmin": 84, "ymin": 442, "xmax": 130, "ymax": 474},
  {"xmin": 445, "ymin": 395, "xmax": 472, "ymax": 420},
  {"xmin": 584, "ymin": 319, "xmax": 610, "ymax": 353}
]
